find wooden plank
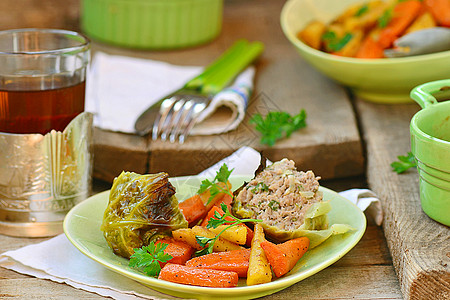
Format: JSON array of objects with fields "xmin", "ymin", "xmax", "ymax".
[
  {"xmin": 0, "ymin": 0, "xmax": 80, "ymax": 31},
  {"xmin": 0, "ymin": 278, "xmax": 102, "ymax": 299},
  {"xmin": 266, "ymin": 265, "xmax": 402, "ymax": 300},
  {"xmin": 92, "ymin": 128, "xmax": 148, "ymax": 182},
  {"xmin": 356, "ymin": 99, "xmax": 450, "ymax": 300},
  {"xmin": 89, "ymin": 0, "xmax": 364, "ymax": 182}
]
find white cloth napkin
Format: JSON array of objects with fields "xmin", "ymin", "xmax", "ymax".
[
  {"xmin": 0, "ymin": 146, "xmax": 382, "ymax": 300},
  {"xmin": 85, "ymin": 52, "xmax": 254, "ymax": 135}
]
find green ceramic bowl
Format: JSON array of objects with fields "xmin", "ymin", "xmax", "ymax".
[
  {"xmin": 280, "ymin": 0, "xmax": 450, "ymax": 104},
  {"xmin": 81, "ymin": 0, "xmax": 223, "ymax": 49},
  {"xmin": 410, "ymin": 79, "xmax": 450, "ymax": 226}
]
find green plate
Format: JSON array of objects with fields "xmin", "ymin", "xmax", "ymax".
[{"xmin": 64, "ymin": 175, "xmax": 366, "ymax": 300}]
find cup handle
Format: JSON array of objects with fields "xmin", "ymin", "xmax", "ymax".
[{"xmin": 410, "ymin": 79, "xmax": 450, "ymax": 109}]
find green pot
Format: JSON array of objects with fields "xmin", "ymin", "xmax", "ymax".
[
  {"xmin": 81, "ymin": 0, "xmax": 223, "ymax": 49},
  {"xmin": 410, "ymin": 79, "xmax": 450, "ymax": 226}
]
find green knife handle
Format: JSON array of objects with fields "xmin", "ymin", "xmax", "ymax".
[
  {"xmin": 201, "ymin": 41, "xmax": 264, "ymax": 94},
  {"xmin": 185, "ymin": 39, "xmax": 249, "ymax": 90}
]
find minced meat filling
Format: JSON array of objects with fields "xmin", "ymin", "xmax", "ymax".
[{"xmin": 235, "ymin": 158, "xmax": 323, "ymax": 231}]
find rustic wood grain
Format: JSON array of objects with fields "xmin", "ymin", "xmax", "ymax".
[
  {"xmin": 88, "ymin": 0, "xmax": 364, "ymax": 182},
  {"xmin": 93, "ymin": 128, "xmax": 149, "ymax": 180},
  {"xmin": 0, "ymin": 0, "xmax": 80, "ymax": 31},
  {"xmin": 356, "ymin": 99, "xmax": 450, "ymax": 300}
]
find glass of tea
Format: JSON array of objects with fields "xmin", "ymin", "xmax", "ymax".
[
  {"xmin": 0, "ymin": 29, "xmax": 92, "ymax": 237},
  {"xmin": 0, "ymin": 28, "xmax": 90, "ymax": 134}
]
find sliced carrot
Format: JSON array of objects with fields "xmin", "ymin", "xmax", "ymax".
[
  {"xmin": 185, "ymin": 248, "xmax": 251, "ymax": 277},
  {"xmin": 377, "ymin": 0, "xmax": 423, "ymax": 48},
  {"xmin": 178, "ymin": 194, "xmax": 207, "ymax": 227},
  {"xmin": 424, "ymin": 0, "xmax": 450, "ymax": 27},
  {"xmin": 214, "ymin": 193, "xmax": 233, "ymax": 208},
  {"xmin": 356, "ymin": 35, "xmax": 385, "ymax": 58},
  {"xmin": 155, "ymin": 238, "xmax": 194, "ymax": 266},
  {"xmin": 200, "ymin": 205, "xmax": 234, "ymax": 227},
  {"xmin": 158, "ymin": 263, "xmax": 239, "ymax": 288},
  {"xmin": 260, "ymin": 237, "xmax": 309, "ymax": 277}
]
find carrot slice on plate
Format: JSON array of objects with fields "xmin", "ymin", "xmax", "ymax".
[
  {"xmin": 185, "ymin": 248, "xmax": 251, "ymax": 277},
  {"xmin": 179, "ymin": 194, "xmax": 207, "ymax": 227},
  {"xmin": 158, "ymin": 263, "xmax": 239, "ymax": 287},
  {"xmin": 155, "ymin": 238, "xmax": 194, "ymax": 266},
  {"xmin": 260, "ymin": 237, "xmax": 309, "ymax": 277}
]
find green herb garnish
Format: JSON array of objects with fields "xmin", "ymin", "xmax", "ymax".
[
  {"xmin": 391, "ymin": 152, "xmax": 417, "ymax": 174},
  {"xmin": 322, "ymin": 31, "xmax": 353, "ymax": 52},
  {"xmin": 250, "ymin": 110, "xmax": 307, "ymax": 146},
  {"xmin": 251, "ymin": 182, "xmax": 269, "ymax": 193},
  {"xmin": 322, "ymin": 30, "xmax": 337, "ymax": 42},
  {"xmin": 129, "ymin": 241, "xmax": 173, "ymax": 277},
  {"xmin": 268, "ymin": 200, "xmax": 280, "ymax": 211},
  {"xmin": 198, "ymin": 164, "xmax": 234, "ymax": 204},
  {"xmin": 195, "ymin": 203, "xmax": 261, "ymax": 256},
  {"xmin": 378, "ymin": 8, "xmax": 393, "ymax": 28},
  {"xmin": 355, "ymin": 4, "xmax": 369, "ymax": 17}
]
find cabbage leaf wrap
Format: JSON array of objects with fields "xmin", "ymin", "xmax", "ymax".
[
  {"xmin": 101, "ymin": 171, "xmax": 188, "ymax": 258},
  {"xmin": 232, "ymin": 156, "xmax": 353, "ymax": 248},
  {"xmin": 233, "ymin": 199, "xmax": 353, "ymax": 248}
]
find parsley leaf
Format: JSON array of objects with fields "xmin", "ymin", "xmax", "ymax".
[
  {"xmin": 197, "ymin": 164, "xmax": 234, "ymax": 204},
  {"xmin": 355, "ymin": 4, "xmax": 369, "ymax": 17},
  {"xmin": 378, "ymin": 8, "xmax": 393, "ymax": 28},
  {"xmin": 198, "ymin": 179, "xmax": 213, "ymax": 195},
  {"xmin": 322, "ymin": 30, "xmax": 337, "ymax": 42},
  {"xmin": 129, "ymin": 241, "xmax": 173, "ymax": 277},
  {"xmin": 195, "ymin": 203, "xmax": 262, "ymax": 256},
  {"xmin": 249, "ymin": 110, "xmax": 307, "ymax": 146},
  {"xmin": 215, "ymin": 164, "xmax": 233, "ymax": 183},
  {"xmin": 390, "ymin": 152, "xmax": 417, "ymax": 174},
  {"xmin": 322, "ymin": 31, "xmax": 353, "ymax": 52},
  {"xmin": 330, "ymin": 33, "xmax": 353, "ymax": 51}
]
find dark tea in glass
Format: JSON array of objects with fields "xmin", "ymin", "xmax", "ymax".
[
  {"xmin": 0, "ymin": 29, "xmax": 90, "ymax": 135},
  {"xmin": 0, "ymin": 80, "xmax": 85, "ymax": 135}
]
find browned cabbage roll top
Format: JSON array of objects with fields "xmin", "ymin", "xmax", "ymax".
[{"xmin": 101, "ymin": 171, "xmax": 188, "ymax": 259}]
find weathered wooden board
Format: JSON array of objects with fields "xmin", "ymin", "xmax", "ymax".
[
  {"xmin": 356, "ymin": 99, "xmax": 450, "ymax": 300},
  {"xmin": 0, "ymin": 0, "xmax": 80, "ymax": 31},
  {"xmin": 89, "ymin": 0, "xmax": 364, "ymax": 183}
]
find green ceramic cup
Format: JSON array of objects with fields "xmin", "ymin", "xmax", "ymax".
[
  {"xmin": 410, "ymin": 79, "xmax": 450, "ymax": 226},
  {"xmin": 81, "ymin": 0, "xmax": 223, "ymax": 49}
]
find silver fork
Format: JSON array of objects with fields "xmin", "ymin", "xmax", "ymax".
[
  {"xmin": 134, "ymin": 40, "xmax": 264, "ymax": 143},
  {"xmin": 152, "ymin": 93, "xmax": 210, "ymax": 144}
]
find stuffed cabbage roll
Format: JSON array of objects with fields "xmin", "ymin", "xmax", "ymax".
[
  {"xmin": 101, "ymin": 171, "xmax": 188, "ymax": 258},
  {"xmin": 232, "ymin": 159, "xmax": 352, "ymax": 248}
]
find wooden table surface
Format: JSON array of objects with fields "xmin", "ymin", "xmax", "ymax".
[{"xmin": 1, "ymin": 0, "xmax": 449, "ymax": 299}]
